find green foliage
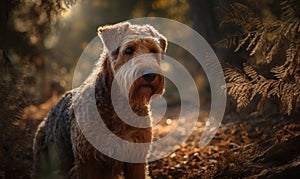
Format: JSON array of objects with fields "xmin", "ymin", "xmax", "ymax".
[{"xmin": 217, "ymin": 0, "xmax": 300, "ymax": 115}]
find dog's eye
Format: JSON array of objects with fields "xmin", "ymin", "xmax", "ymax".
[{"xmin": 125, "ymin": 47, "xmax": 134, "ymax": 55}]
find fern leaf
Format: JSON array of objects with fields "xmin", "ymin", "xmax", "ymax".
[
  {"xmin": 217, "ymin": 2, "xmax": 261, "ymax": 29},
  {"xmin": 234, "ymin": 33, "xmax": 251, "ymax": 52},
  {"xmin": 250, "ymin": 30, "xmax": 266, "ymax": 56},
  {"xmin": 280, "ymin": 0, "xmax": 300, "ymax": 21},
  {"xmin": 246, "ymin": 30, "xmax": 261, "ymax": 51},
  {"xmin": 267, "ymin": 80, "xmax": 280, "ymax": 98},
  {"xmin": 266, "ymin": 39, "xmax": 280, "ymax": 64},
  {"xmin": 243, "ymin": 64, "xmax": 259, "ymax": 81},
  {"xmin": 215, "ymin": 35, "xmax": 238, "ymax": 48},
  {"xmin": 280, "ymin": 82, "xmax": 295, "ymax": 115},
  {"xmin": 271, "ymin": 40, "xmax": 299, "ymax": 79},
  {"xmin": 224, "ymin": 66, "xmax": 252, "ymax": 111},
  {"xmin": 224, "ymin": 66, "xmax": 250, "ymax": 83}
]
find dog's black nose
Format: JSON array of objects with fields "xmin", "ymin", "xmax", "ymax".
[{"xmin": 142, "ymin": 70, "xmax": 157, "ymax": 83}]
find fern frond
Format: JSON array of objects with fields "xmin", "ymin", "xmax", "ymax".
[
  {"xmin": 289, "ymin": 39, "xmax": 300, "ymax": 64},
  {"xmin": 271, "ymin": 40, "xmax": 300, "ymax": 79},
  {"xmin": 265, "ymin": 37, "xmax": 281, "ymax": 63},
  {"xmin": 281, "ymin": 0, "xmax": 300, "ymax": 40},
  {"xmin": 246, "ymin": 30, "xmax": 261, "ymax": 51},
  {"xmin": 224, "ymin": 66, "xmax": 250, "ymax": 83},
  {"xmin": 217, "ymin": 2, "xmax": 262, "ymax": 29},
  {"xmin": 225, "ymin": 63, "xmax": 300, "ymax": 115},
  {"xmin": 279, "ymin": 82, "xmax": 296, "ymax": 115},
  {"xmin": 218, "ymin": 1, "xmax": 300, "ymax": 115},
  {"xmin": 283, "ymin": 20, "xmax": 299, "ymax": 38},
  {"xmin": 271, "ymin": 60, "xmax": 293, "ymax": 79},
  {"xmin": 280, "ymin": 0, "xmax": 300, "ymax": 21},
  {"xmin": 224, "ymin": 66, "xmax": 252, "ymax": 111},
  {"xmin": 250, "ymin": 30, "xmax": 266, "ymax": 57},
  {"xmin": 267, "ymin": 80, "xmax": 280, "ymax": 98},
  {"xmin": 295, "ymin": 67, "xmax": 300, "ymax": 84},
  {"xmin": 234, "ymin": 33, "xmax": 251, "ymax": 52},
  {"xmin": 243, "ymin": 65, "xmax": 259, "ymax": 81},
  {"xmin": 255, "ymin": 80, "xmax": 274, "ymax": 98},
  {"xmin": 215, "ymin": 35, "xmax": 238, "ymax": 49}
]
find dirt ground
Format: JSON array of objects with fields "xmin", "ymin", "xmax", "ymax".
[{"xmin": 3, "ymin": 96, "xmax": 300, "ymax": 178}]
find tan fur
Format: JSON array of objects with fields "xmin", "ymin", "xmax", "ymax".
[{"xmin": 32, "ymin": 22, "xmax": 167, "ymax": 179}]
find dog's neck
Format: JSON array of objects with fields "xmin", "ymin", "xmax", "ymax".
[{"xmin": 95, "ymin": 55, "xmax": 150, "ymax": 118}]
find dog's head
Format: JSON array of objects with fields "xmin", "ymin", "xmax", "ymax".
[{"xmin": 98, "ymin": 22, "xmax": 167, "ymax": 105}]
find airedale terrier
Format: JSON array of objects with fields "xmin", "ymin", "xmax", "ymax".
[{"xmin": 32, "ymin": 22, "xmax": 167, "ymax": 178}]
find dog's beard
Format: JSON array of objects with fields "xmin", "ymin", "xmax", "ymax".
[
  {"xmin": 137, "ymin": 85, "xmax": 153, "ymax": 103},
  {"xmin": 129, "ymin": 76, "xmax": 165, "ymax": 106}
]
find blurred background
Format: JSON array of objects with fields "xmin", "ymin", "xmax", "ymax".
[
  {"xmin": 1, "ymin": 0, "xmax": 277, "ymax": 104},
  {"xmin": 1, "ymin": 0, "xmax": 294, "ymax": 178}
]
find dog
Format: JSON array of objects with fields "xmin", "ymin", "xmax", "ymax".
[{"xmin": 32, "ymin": 21, "xmax": 167, "ymax": 179}]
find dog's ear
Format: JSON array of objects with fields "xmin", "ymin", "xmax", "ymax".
[
  {"xmin": 144, "ymin": 25, "xmax": 168, "ymax": 53},
  {"xmin": 158, "ymin": 35, "xmax": 168, "ymax": 53},
  {"xmin": 98, "ymin": 22, "xmax": 130, "ymax": 52}
]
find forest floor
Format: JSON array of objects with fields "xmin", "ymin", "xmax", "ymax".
[
  {"xmin": 4, "ymin": 96, "xmax": 300, "ymax": 178},
  {"xmin": 149, "ymin": 107, "xmax": 300, "ymax": 178}
]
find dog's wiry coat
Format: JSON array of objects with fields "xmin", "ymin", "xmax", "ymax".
[{"xmin": 32, "ymin": 22, "xmax": 167, "ymax": 179}]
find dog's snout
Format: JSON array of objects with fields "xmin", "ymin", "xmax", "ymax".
[{"xmin": 142, "ymin": 70, "xmax": 157, "ymax": 83}]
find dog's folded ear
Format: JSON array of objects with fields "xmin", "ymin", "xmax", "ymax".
[
  {"xmin": 158, "ymin": 36, "xmax": 167, "ymax": 53},
  {"xmin": 98, "ymin": 22, "xmax": 130, "ymax": 52},
  {"xmin": 143, "ymin": 25, "xmax": 168, "ymax": 53}
]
